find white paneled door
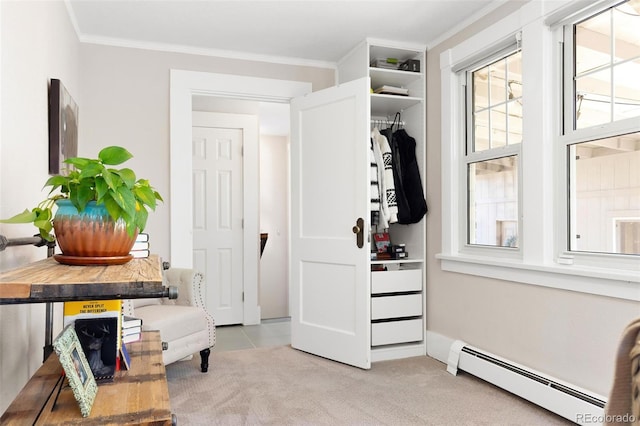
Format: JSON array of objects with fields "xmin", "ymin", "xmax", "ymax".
[
  {"xmin": 290, "ymin": 78, "xmax": 371, "ymax": 369},
  {"xmin": 192, "ymin": 113, "xmax": 246, "ymax": 325}
]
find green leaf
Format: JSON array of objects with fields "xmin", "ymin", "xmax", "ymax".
[
  {"xmin": 0, "ymin": 209, "xmax": 37, "ymax": 223},
  {"xmin": 101, "ymin": 168, "xmax": 117, "ymax": 190},
  {"xmin": 115, "ymin": 168, "xmax": 136, "ymax": 188},
  {"xmin": 135, "ymin": 204, "xmax": 149, "ymax": 231},
  {"xmin": 64, "ymin": 157, "xmax": 90, "ymax": 169},
  {"xmin": 103, "ymin": 196, "xmax": 123, "ymax": 222},
  {"xmin": 78, "ymin": 162, "xmax": 103, "ymax": 180},
  {"xmin": 99, "ymin": 146, "xmax": 133, "ymax": 166},
  {"xmin": 95, "ymin": 178, "xmax": 109, "ymax": 202},
  {"xmin": 133, "ymin": 185, "xmax": 158, "ymax": 210}
]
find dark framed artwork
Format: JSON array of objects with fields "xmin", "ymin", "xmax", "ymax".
[{"xmin": 49, "ymin": 79, "xmax": 79, "ymax": 175}]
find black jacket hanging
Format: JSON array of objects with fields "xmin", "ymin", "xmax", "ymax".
[{"xmin": 390, "ymin": 128, "xmax": 427, "ymax": 224}]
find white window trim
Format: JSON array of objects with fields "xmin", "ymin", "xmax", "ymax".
[{"xmin": 438, "ymin": 0, "xmax": 639, "ymax": 302}]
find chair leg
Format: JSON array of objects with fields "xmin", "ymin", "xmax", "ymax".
[{"xmin": 200, "ymin": 348, "xmax": 211, "ymax": 373}]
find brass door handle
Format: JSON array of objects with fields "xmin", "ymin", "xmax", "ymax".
[{"xmin": 353, "ymin": 218, "xmax": 364, "ymax": 248}]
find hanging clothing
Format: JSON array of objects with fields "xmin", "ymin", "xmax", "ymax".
[
  {"xmin": 372, "ymin": 127, "xmax": 398, "ymax": 227},
  {"xmin": 390, "ymin": 128, "xmax": 428, "ymax": 224},
  {"xmin": 370, "ymin": 138, "xmax": 381, "ymax": 227}
]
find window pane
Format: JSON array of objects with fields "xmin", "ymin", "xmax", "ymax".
[
  {"xmin": 491, "ymin": 106, "xmax": 507, "ymax": 148},
  {"xmin": 614, "ymin": 1, "xmax": 640, "ymax": 63},
  {"xmin": 568, "ymin": 131, "xmax": 640, "ymax": 255},
  {"xmin": 507, "ymin": 100, "xmax": 523, "ymax": 145},
  {"xmin": 575, "ymin": 10, "xmax": 610, "ymax": 76},
  {"xmin": 614, "ymin": 59, "xmax": 640, "ymax": 121},
  {"xmin": 468, "ymin": 156, "xmax": 519, "ymax": 247},
  {"xmin": 472, "ymin": 51, "xmax": 522, "ymax": 153},
  {"xmin": 576, "ymin": 69, "xmax": 611, "ymax": 128},
  {"xmin": 474, "ymin": 110, "xmax": 490, "ymax": 151},
  {"xmin": 489, "ymin": 60, "xmax": 507, "ymax": 106},
  {"xmin": 574, "ymin": 0, "xmax": 640, "ymax": 129},
  {"xmin": 474, "ymin": 66, "xmax": 489, "ymax": 111},
  {"xmin": 507, "ymin": 52, "xmax": 522, "ymax": 99}
]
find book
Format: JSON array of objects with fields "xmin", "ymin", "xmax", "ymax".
[
  {"xmin": 122, "ymin": 315, "xmax": 142, "ymax": 329},
  {"xmin": 119, "ymin": 343, "xmax": 131, "ymax": 370},
  {"xmin": 122, "ymin": 333, "xmax": 141, "ymax": 344},
  {"xmin": 64, "ymin": 300, "xmax": 123, "ymax": 376},
  {"xmin": 130, "ymin": 241, "xmax": 149, "ymax": 251},
  {"xmin": 373, "ymin": 232, "xmax": 391, "ymax": 253},
  {"xmin": 122, "ymin": 325, "xmax": 142, "ymax": 336},
  {"xmin": 373, "ymin": 85, "xmax": 409, "ymax": 96},
  {"xmin": 130, "ymin": 249, "xmax": 150, "ymax": 258},
  {"xmin": 136, "ymin": 232, "xmax": 149, "ymax": 242},
  {"xmin": 74, "ymin": 317, "xmax": 119, "ymax": 382}
]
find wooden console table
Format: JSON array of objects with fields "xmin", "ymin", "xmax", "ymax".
[
  {"xmin": 1, "ymin": 331, "xmax": 174, "ymax": 425},
  {"xmin": 0, "ymin": 255, "xmax": 167, "ymax": 304}
]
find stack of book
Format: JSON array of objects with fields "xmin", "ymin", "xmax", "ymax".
[
  {"xmin": 373, "ymin": 85, "xmax": 409, "ymax": 96},
  {"xmin": 121, "ymin": 315, "xmax": 142, "ymax": 344},
  {"xmin": 130, "ymin": 233, "xmax": 150, "ymax": 258}
]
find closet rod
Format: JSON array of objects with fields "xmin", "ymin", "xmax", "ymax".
[{"xmin": 370, "ymin": 119, "xmax": 405, "ymax": 126}]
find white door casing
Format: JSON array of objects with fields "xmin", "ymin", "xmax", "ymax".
[
  {"xmin": 290, "ymin": 77, "xmax": 371, "ymax": 369},
  {"xmin": 170, "ymin": 70, "xmax": 311, "ymax": 325},
  {"xmin": 192, "ymin": 112, "xmax": 249, "ymax": 325}
]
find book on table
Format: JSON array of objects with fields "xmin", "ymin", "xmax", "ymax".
[{"xmin": 64, "ymin": 300, "xmax": 122, "ymax": 379}]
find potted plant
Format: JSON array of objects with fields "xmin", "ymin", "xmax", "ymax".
[{"xmin": 0, "ymin": 146, "xmax": 162, "ymax": 265}]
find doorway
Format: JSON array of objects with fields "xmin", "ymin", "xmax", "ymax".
[{"xmin": 169, "ymin": 70, "xmax": 311, "ymax": 325}]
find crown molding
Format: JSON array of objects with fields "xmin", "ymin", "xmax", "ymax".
[{"xmin": 80, "ymin": 33, "xmax": 337, "ymax": 70}]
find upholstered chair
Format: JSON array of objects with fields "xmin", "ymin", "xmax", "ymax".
[{"xmin": 122, "ymin": 268, "xmax": 215, "ymax": 372}]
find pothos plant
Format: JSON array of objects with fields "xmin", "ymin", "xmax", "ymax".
[{"xmin": 0, "ymin": 146, "xmax": 163, "ymax": 241}]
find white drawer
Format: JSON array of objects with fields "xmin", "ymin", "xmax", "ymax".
[
  {"xmin": 371, "ymin": 269, "xmax": 422, "ymax": 294},
  {"xmin": 371, "ymin": 318, "xmax": 423, "ymax": 346},
  {"xmin": 371, "ymin": 294, "xmax": 422, "ymax": 320}
]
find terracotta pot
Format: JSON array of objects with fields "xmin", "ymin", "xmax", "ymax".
[{"xmin": 53, "ymin": 200, "xmax": 138, "ymax": 265}]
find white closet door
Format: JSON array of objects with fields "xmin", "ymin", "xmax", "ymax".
[{"xmin": 290, "ymin": 77, "xmax": 371, "ymax": 369}]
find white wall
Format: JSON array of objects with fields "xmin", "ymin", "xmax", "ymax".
[
  {"xmin": 259, "ymin": 134, "xmax": 290, "ymax": 319},
  {"xmin": 0, "ymin": 0, "xmax": 80, "ymax": 413},
  {"xmin": 426, "ymin": 2, "xmax": 639, "ymax": 397},
  {"xmin": 79, "ymin": 43, "xmax": 334, "ymax": 263}
]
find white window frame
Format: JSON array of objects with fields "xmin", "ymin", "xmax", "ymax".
[
  {"xmin": 462, "ymin": 41, "xmax": 523, "ymax": 255},
  {"xmin": 438, "ymin": 0, "xmax": 639, "ymax": 302}
]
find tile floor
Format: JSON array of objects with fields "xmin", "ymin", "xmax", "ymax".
[{"xmin": 213, "ymin": 317, "xmax": 291, "ymax": 352}]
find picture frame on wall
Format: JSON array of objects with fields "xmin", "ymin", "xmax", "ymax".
[
  {"xmin": 52, "ymin": 324, "xmax": 98, "ymax": 418},
  {"xmin": 49, "ymin": 78, "xmax": 79, "ymax": 175}
]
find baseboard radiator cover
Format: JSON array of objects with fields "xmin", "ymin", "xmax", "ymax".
[{"xmin": 447, "ymin": 340, "xmax": 606, "ymax": 425}]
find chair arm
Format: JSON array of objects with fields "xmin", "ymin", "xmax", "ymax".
[{"xmin": 162, "ymin": 268, "xmax": 206, "ymax": 309}]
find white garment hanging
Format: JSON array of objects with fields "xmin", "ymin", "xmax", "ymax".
[{"xmin": 372, "ymin": 127, "xmax": 398, "ymax": 226}]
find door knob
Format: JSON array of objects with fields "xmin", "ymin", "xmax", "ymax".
[{"xmin": 353, "ymin": 218, "xmax": 364, "ymax": 248}]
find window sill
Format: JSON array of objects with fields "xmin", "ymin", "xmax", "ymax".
[{"xmin": 435, "ymin": 253, "xmax": 639, "ymax": 301}]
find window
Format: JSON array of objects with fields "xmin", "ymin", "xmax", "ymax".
[
  {"xmin": 465, "ymin": 48, "xmax": 522, "ymax": 248},
  {"xmin": 564, "ymin": 0, "xmax": 640, "ymax": 256},
  {"xmin": 439, "ymin": 0, "xmax": 638, "ymax": 300}
]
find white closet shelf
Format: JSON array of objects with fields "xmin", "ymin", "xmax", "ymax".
[
  {"xmin": 371, "ymin": 94, "xmax": 422, "ymax": 117},
  {"xmin": 370, "ymin": 68, "xmax": 422, "ymax": 89}
]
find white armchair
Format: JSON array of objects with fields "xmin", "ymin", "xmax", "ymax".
[{"xmin": 122, "ymin": 268, "xmax": 216, "ymax": 372}]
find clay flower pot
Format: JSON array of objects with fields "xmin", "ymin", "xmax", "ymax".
[{"xmin": 53, "ymin": 200, "xmax": 138, "ymax": 265}]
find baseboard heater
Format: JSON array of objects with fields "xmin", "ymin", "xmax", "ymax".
[{"xmin": 447, "ymin": 340, "xmax": 606, "ymax": 425}]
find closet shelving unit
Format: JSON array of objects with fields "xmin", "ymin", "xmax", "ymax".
[{"xmin": 338, "ymin": 39, "xmax": 427, "ymax": 361}]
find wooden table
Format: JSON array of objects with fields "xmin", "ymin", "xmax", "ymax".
[
  {"xmin": 0, "ymin": 331, "xmax": 174, "ymax": 425},
  {"xmin": 0, "ymin": 255, "xmax": 167, "ymax": 304}
]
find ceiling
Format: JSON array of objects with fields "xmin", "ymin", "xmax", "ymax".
[
  {"xmin": 67, "ymin": 0, "xmax": 502, "ymax": 68},
  {"xmin": 66, "ymin": 0, "xmax": 503, "ymax": 136}
]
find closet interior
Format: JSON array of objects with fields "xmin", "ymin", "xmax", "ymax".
[{"xmin": 339, "ymin": 39, "xmax": 427, "ymax": 361}]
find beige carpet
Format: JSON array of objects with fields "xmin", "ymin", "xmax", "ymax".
[{"xmin": 166, "ymin": 345, "xmax": 573, "ymax": 425}]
